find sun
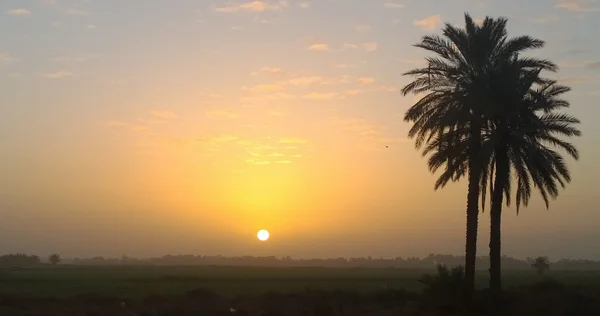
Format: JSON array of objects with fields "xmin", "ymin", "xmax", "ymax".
[{"xmin": 257, "ymin": 229, "xmax": 270, "ymax": 241}]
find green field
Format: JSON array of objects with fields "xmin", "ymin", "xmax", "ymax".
[{"xmin": 1, "ymin": 266, "xmax": 600, "ymax": 299}]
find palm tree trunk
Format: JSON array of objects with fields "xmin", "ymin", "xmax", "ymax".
[
  {"xmin": 464, "ymin": 125, "xmax": 482, "ymax": 298},
  {"xmin": 489, "ymin": 149, "xmax": 509, "ymax": 291}
]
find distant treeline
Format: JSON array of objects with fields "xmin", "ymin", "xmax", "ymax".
[
  {"xmin": 59, "ymin": 254, "xmax": 600, "ymax": 270},
  {"xmin": 2, "ymin": 253, "xmax": 600, "ymax": 270},
  {"xmin": 0, "ymin": 253, "xmax": 41, "ymax": 267}
]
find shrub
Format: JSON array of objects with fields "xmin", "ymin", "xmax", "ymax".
[
  {"xmin": 531, "ymin": 256, "xmax": 550, "ymax": 276},
  {"xmin": 419, "ymin": 264, "xmax": 466, "ymax": 310}
]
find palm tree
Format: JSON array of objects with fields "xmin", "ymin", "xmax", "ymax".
[
  {"xmin": 479, "ymin": 58, "xmax": 580, "ymax": 290},
  {"xmin": 402, "ymin": 13, "xmax": 556, "ymax": 296}
]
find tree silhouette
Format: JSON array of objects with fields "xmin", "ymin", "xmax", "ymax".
[
  {"xmin": 49, "ymin": 253, "xmax": 61, "ymax": 265},
  {"xmin": 401, "ymin": 13, "xmax": 556, "ymax": 296},
  {"xmin": 531, "ymin": 256, "xmax": 550, "ymax": 276}
]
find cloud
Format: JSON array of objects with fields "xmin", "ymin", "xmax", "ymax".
[
  {"xmin": 259, "ymin": 67, "xmax": 286, "ymax": 76},
  {"xmin": 564, "ymin": 48, "xmax": 588, "ymax": 55},
  {"xmin": 559, "ymin": 76, "xmax": 599, "ymax": 83},
  {"xmin": 105, "ymin": 120, "xmax": 128, "ymax": 128},
  {"xmin": 558, "ymin": 59, "xmax": 600, "ymax": 69},
  {"xmin": 256, "ymin": 15, "xmax": 275, "ymax": 24},
  {"xmin": 355, "ymin": 24, "xmax": 372, "ymax": 32},
  {"xmin": 474, "ymin": 0, "xmax": 488, "ymax": 7},
  {"xmin": 383, "ymin": 2, "xmax": 405, "ymax": 8},
  {"xmin": 332, "ymin": 117, "xmax": 380, "ymax": 137},
  {"xmin": 344, "ymin": 42, "xmax": 378, "ymax": 52},
  {"xmin": 200, "ymin": 135, "xmax": 308, "ymax": 164},
  {"xmin": 50, "ymin": 53, "xmax": 99, "ymax": 63},
  {"xmin": 278, "ymin": 138, "xmax": 308, "ymax": 144},
  {"xmin": 138, "ymin": 111, "xmax": 178, "ymax": 125},
  {"xmin": 414, "ymin": 15, "xmax": 442, "ymax": 31},
  {"xmin": 329, "ymin": 117, "xmax": 408, "ymax": 148},
  {"xmin": 361, "ymin": 42, "xmax": 378, "ymax": 52},
  {"xmin": 339, "ymin": 75, "xmax": 354, "ymax": 83},
  {"xmin": 198, "ymin": 135, "xmax": 240, "ymax": 143},
  {"xmin": 199, "ymin": 92, "xmax": 223, "ymax": 99},
  {"xmin": 139, "ymin": 134, "xmax": 197, "ymax": 148},
  {"xmin": 308, "ymin": 43, "xmax": 329, "ymax": 51},
  {"xmin": 129, "ymin": 126, "xmax": 150, "ymax": 132},
  {"xmin": 555, "ymin": 0, "xmax": 600, "ymax": 12},
  {"xmin": 399, "ymin": 58, "xmax": 424, "ymax": 66},
  {"xmin": 300, "ymin": 35, "xmax": 319, "ymax": 45},
  {"xmin": 586, "ymin": 60, "xmax": 600, "ymax": 68},
  {"xmin": 249, "ymin": 160, "xmax": 272, "ymax": 165},
  {"xmin": 149, "ymin": 110, "xmax": 177, "ymax": 120},
  {"xmin": 532, "ymin": 15, "xmax": 559, "ymax": 23},
  {"xmin": 344, "ymin": 85, "xmax": 396, "ymax": 96},
  {"xmin": 215, "ymin": 1, "xmax": 289, "ymax": 13},
  {"xmin": 287, "ymin": 76, "xmax": 327, "ymax": 86},
  {"xmin": 7, "ymin": 9, "xmax": 31, "ymax": 16},
  {"xmin": 335, "ymin": 63, "xmax": 357, "ymax": 69},
  {"xmin": 358, "ymin": 77, "xmax": 375, "ymax": 84},
  {"xmin": 0, "ymin": 52, "xmax": 18, "ymax": 65},
  {"xmin": 243, "ymin": 84, "xmax": 284, "ymax": 92},
  {"xmin": 302, "ymin": 92, "xmax": 339, "ymax": 100},
  {"xmin": 372, "ymin": 85, "xmax": 397, "ymax": 92},
  {"xmin": 265, "ymin": 92, "xmax": 295, "ymax": 100},
  {"xmin": 104, "ymin": 120, "xmax": 148, "ymax": 132},
  {"xmin": 345, "ymin": 85, "xmax": 397, "ymax": 95},
  {"xmin": 43, "ymin": 71, "xmax": 75, "ymax": 79},
  {"xmin": 299, "ymin": 2, "xmax": 310, "ymax": 8},
  {"xmin": 65, "ymin": 9, "xmax": 91, "ymax": 16},
  {"xmin": 137, "ymin": 118, "xmax": 169, "ymax": 125},
  {"xmin": 345, "ymin": 89, "xmax": 363, "ymax": 95},
  {"xmin": 206, "ymin": 109, "xmax": 241, "ymax": 119}
]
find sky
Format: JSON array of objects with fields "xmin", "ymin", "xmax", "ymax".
[{"xmin": 1, "ymin": 0, "xmax": 599, "ymax": 260}]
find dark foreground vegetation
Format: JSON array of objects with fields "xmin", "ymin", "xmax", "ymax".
[
  {"xmin": 1, "ymin": 277, "xmax": 599, "ymax": 316},
  {"xmin": 2, "ymin": 265, "xmax": 600, "ymax": 315},
  {"xmin": 2, "ymin": 285, "xmax": 599, "ymax": 316}
]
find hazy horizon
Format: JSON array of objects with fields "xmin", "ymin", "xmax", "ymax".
[{"xmin": 1, "ymin": 0, "xmax": 599, "ymax": 260}]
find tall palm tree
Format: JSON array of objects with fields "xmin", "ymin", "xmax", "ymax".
[
  {"xmin": 402, "ymin": 13, "xmax": 556, "ymax": 296},
  {"xmin": 479, "ymin": 58, "xmax": 580, "ymax": 290}
]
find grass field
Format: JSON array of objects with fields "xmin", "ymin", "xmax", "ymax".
[{"xmin": 2, "ymin": 265, "xmax": 600, "ymax": 299}]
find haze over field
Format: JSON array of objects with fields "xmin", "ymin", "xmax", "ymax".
[{"xmin": 1, "ymin": 0, "xmax": 598, "ymax": 260}]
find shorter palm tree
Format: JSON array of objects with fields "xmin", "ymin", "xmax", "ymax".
[{"xmin": 482, "ymin": 60, "xmax": 580, "ymax": 290}]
